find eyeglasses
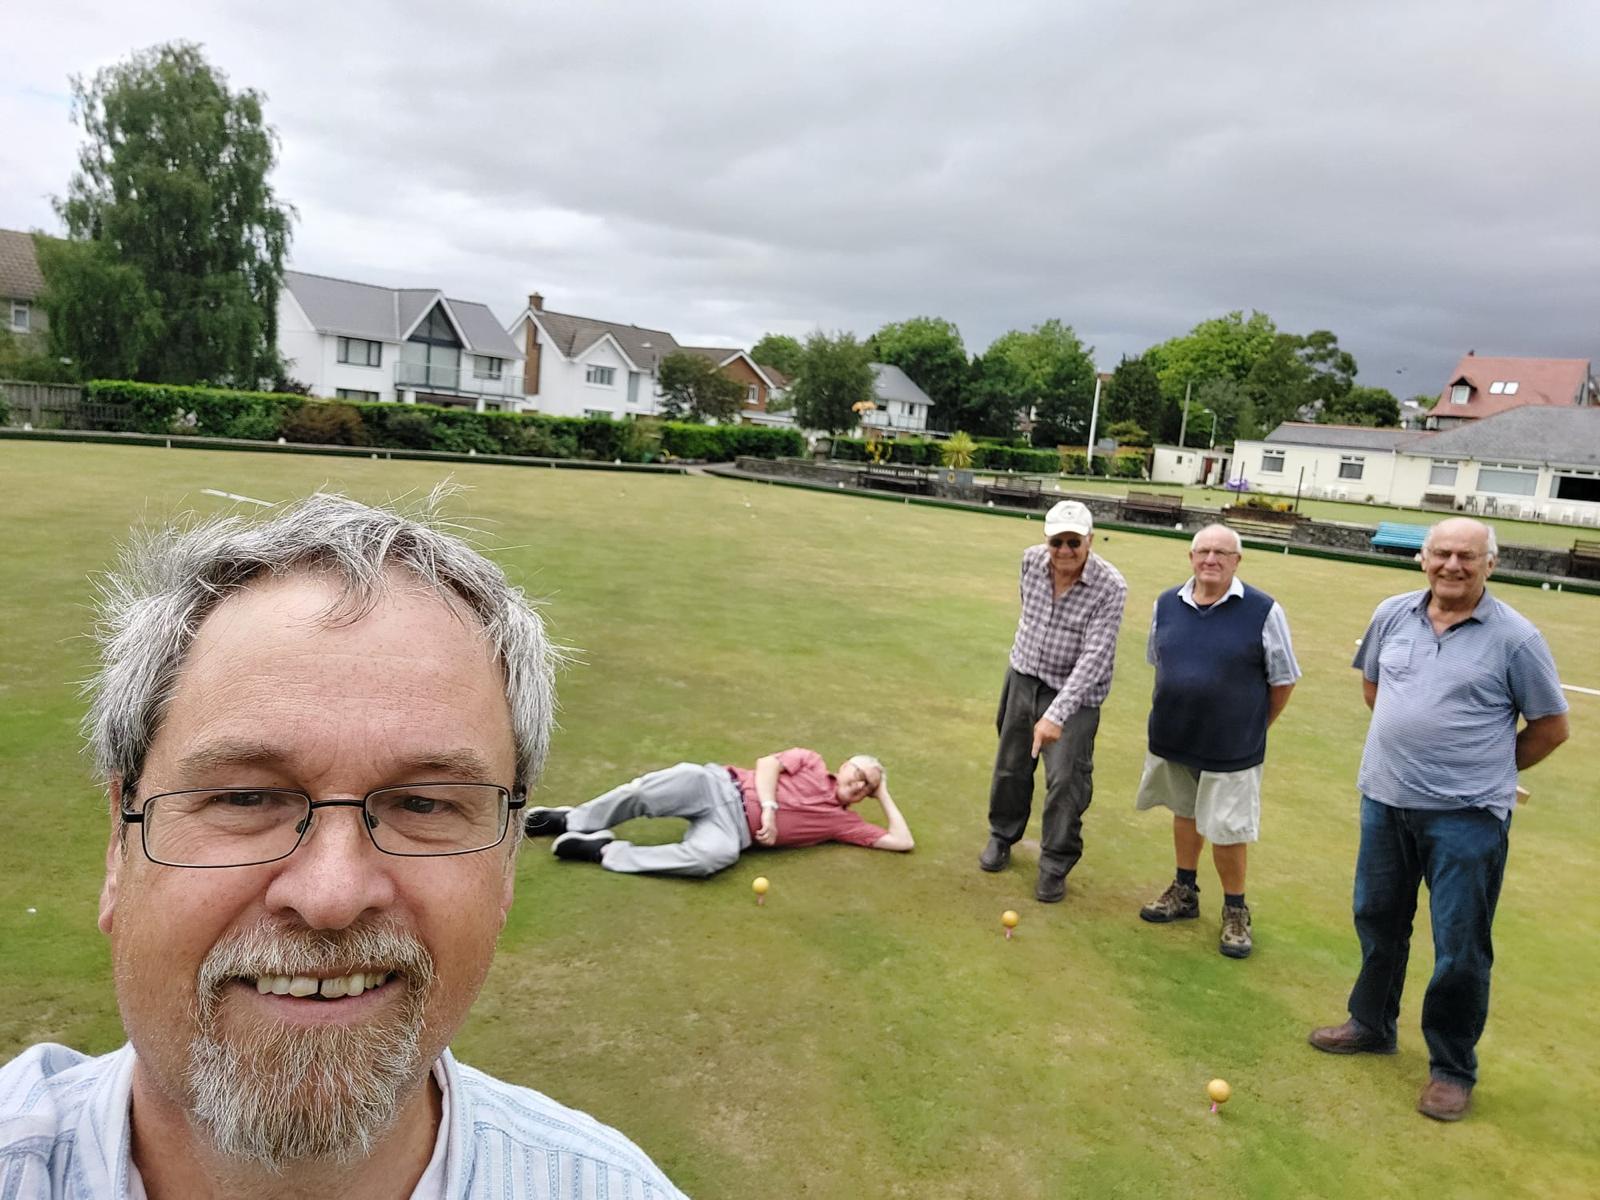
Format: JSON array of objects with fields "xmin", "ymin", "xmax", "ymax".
[
  {"xmin": 120, "ymin": 783, "xmax": 525, "ymax": 868},
  {"xmin": 1193, "ymin": 548, "xmax": 1240, "ymax": 560},
  {"xmin": 1048, "ymin": 536, "xmax": 1086, "ymax": 550}
]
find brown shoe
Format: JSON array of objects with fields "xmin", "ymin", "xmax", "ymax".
[
  {"xmin": 1307, "ymin": 1019, "xmax": 1397, "ymax": 1055},
  {"xmin": 1417, "ymin": 1078, "xmax": 1472, "ymax": 1122}
]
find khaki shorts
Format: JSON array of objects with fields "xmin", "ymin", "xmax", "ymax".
[{"xmin": 1133, "ymin": 752, "xmax": 1262, "ymax": 845}]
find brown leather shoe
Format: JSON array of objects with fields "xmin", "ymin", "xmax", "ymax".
[
  {"xmin": 1307, "ymin": 1019, "xmax": 1397, "ymax": 1055},
  {"xmin": 1417, "ymin": 1078, "xmax": 1472, "ymax": 1122}
]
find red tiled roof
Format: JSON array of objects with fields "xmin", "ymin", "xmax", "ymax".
[{"xmin": 1434, "ymin": 354, "xmax": 1593, "ymax": 420}]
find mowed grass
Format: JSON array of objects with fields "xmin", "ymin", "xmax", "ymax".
[{"xmin": 2, "ymin": 440, "xmax": 1596, "ymax": 1199}]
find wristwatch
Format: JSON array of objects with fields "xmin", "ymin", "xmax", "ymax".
[{"xmin": 760, "ymin": 799, "xmax": 779, "ymax": 812}]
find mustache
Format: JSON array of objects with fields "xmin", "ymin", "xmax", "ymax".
[{"xmin": 196, "ymin": 920, "xmax": 436, "ymax": 998}]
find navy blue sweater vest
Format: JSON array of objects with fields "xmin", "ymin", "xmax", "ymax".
[{"xmin": 1148, "ymin": 583, "xmax": 1275, "ymax": 772}]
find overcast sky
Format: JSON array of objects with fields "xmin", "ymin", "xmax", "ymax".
[{"xmin": 4, "ymin": 0, "xmax": 1597, "ymax": 391}]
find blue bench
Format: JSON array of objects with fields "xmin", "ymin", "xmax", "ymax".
[{"xmin": 1371, "ymin": 522, "xmax": 1429, "ymax": 552}]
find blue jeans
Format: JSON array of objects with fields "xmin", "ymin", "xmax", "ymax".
[{"xmin": 1347, "ymin": 796, "xmax": 1510, "ymax": 1087}]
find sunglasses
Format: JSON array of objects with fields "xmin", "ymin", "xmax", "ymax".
[{"xmin": 1048, "ymin": 536, "xmax": 1085, "ymax": 550}]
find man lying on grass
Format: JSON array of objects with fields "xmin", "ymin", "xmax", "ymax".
[{"xmin": 526, "ymin": 749, "xmax": 914, "ymax": 876}]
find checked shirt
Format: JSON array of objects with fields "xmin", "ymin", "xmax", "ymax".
[{"xmin": 1007, "ymin": 544, "xmax": 1128, "ymax": 725}]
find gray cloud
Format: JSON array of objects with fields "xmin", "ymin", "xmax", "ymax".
[{"xmin": 3, "ymin": 0, "xmax": 1596, "ymax": 385}]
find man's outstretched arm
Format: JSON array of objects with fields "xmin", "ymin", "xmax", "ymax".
[
  {"xmin": 753, "ymin": 754, "xmax": 782, "ymax": 846},
  {"xmin": 869, "ymin": 780, "xmax": 914, "ymax": 852}
]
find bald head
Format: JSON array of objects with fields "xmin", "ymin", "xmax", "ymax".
[{"xmin": 1424, "ymin": 518, "xmax": 1497, "ymax": 561}]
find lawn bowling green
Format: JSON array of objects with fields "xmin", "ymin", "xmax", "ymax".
[{"xmin": 3, "ymin": 440, "xmax": 1596, "ymax": 1200}]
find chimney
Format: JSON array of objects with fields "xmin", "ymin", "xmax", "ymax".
[{"xmin": 528, "ymin": 292, "xmax": 544, "ymax": 312}]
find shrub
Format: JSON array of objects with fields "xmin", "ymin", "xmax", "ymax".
[
  {"xmin": 280, "ymin": 402, "xmax": 370, "ymax": 446},
  {"xmin": 1060, "ymin": 451, "xmax": 1089, "ymax": 474},
  {"xmin": 1110, "ymin": 454, "xmax": 1145, "ymax": 479},
  {"xmin": 940, "ymin": 431, "xmax": 977, "ymax": 469},
  {"xmin": 973, "ymin": 444, "xmax": 1059, "ymax": 473}
]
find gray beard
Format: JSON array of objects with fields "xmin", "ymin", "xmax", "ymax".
[{"xmin": 183, "ymin": 921, "xmax": 436, "ymax": 1171}]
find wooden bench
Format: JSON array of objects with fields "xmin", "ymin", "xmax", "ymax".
[
  {"xmin": 981, "ymin": 475, "xmax": 1043, "ymax": 506},
  {"xmin": 1370, "ymin": 522, "xmax": 1431, "ymax": 555},
  {"xmin": 1571, "ymin": 538, "xmax": 1600, "ymax": 579},
  {"xmin": 1219, "ymin": 505, "xmax": 1305, "ymax": 543},
  {"xmin": 1421, "ymin": 492, "xmax": 1457, "ymax": 510},
  {"xmin": 860, "ymin": 464, "xmax": 932, "ymax": 495},
  {"xmin": 1119, "ymin": 490, "xmax": 1184, "ymax": 524}
]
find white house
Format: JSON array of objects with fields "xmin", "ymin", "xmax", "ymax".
[
  {"xmin": 506, "ymin": 293, "xmax": 679, "ymax": 419},
  {"xmin": 278, "ymin": 270, "xmax": 525, "ymax": 411},
  {"xmin": 858, "ymin": 362, "xmax": 932, "ymax": 434},
  {"xmin": 1234, "ymin": 409, "xmax": 1600, "ymax": 523},
  {"xmin": 1150, "ymin": 444, "xmax": 1232, "ymax": 486}
]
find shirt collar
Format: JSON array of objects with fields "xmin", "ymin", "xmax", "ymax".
[
  {"xmin": 1177, "ymin": 576, "xmax": 1243, "ymax": 609},
  {"xmin": 1412, "ymin": 585, "xmax": 1497, "ymax": 624}
]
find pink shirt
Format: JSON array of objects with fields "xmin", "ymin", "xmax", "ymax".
[{"xmin": 727, "ymin": 748, "xmax": 887, "ymax": 849}]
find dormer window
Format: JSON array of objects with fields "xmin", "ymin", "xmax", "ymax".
[{"xmin": 1450, "ymin": 384, "xmax": 1470, "ymax": 405}]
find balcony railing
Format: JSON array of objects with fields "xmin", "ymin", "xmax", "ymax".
[{"xmin": 395, "ymin": 360, "xmax": 524, "ymax": 398}]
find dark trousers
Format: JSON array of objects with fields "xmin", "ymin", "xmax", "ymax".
[
  {"xmin": 987, "ymin": 669, "xmax": 1101, "ymax": 878},
  {"xmin": 1347, "ymin": 796, "xmax": 1510, "ymax": 1088}
]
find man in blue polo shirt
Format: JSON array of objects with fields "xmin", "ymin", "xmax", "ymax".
[
  {"xmin": 1134, "ymin": 524, "xmax": 1300, "ymax": 959},
  {"xmin": 1309, "ymin": 517, "xmax": 1569, "ymax": 1123}
]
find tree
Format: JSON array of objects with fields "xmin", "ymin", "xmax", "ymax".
[
  {"xmin": 788, "ymin": 331, "xmax": 875, "ymax": 433},
  {"xmin": 979, "ymin": 319, "xmax": 1095, "ymax": 447},
  {"xmin": 1190, "ymin": 377, "xmax": 1256, "ymax": 445},
  {"xmin": 866, "ymin": 316, "xmax": 968, "ymax": 429},
  {"xmin": 1243, "ymin": 333, "xmax": 1315, "ymax": 432},
  {"xmin": 656, "ymin": 352, "xmax": 745, "ymax": 423},
  {"xmin": 961, "ymin": 353, "xmax": 1026, "ymax": 439},
  {"xmin": 1146, "ymin": 311, "xmax": 1279, "ymax": 405},
  {"xmin": 44, "ymin": 42, "xmax": 293, "ymax": 386},
  {"xmin": 751, "ymin": 332, "xmax": 804, "ymax": 378},
  {"xmin": 1104, "ymin": 419, "xmax": 1150, "ymax": 448},
  {"xmin": 1412, "ymin": 391, "xmax": 1440, "ymax": 411},
  {"xmin": 1104, "ymin": 354, "xmax": 1165, "ymax": 443},
  {"xmin": 1297, "ymin": 329, "xmax": 1357, "ymax": 410},
  {"xmin": 1324, "ymin": 385, "xmax": 1400, "ymax": 427}
]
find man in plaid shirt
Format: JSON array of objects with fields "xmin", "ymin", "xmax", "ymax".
[{"xmin": 980, "ymin": 500, "xmax": 1128, "ymax": 902}]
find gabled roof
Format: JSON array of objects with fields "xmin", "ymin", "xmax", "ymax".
[
  {"xmin": 282, "ymin": 269, "xmax": 520, "ymax": 358},
  {"xmin": 0, "ymin": 229, "xmax": 46, "ymax": 300},
  {"xmin": 1263, "ymin": 422, "xmax": 1428, "ymax": 452},
  {"xmin": 679, "ymin": 345, "xmax": 775, "ymax": 388},
  {"xmin": 760, "ymin": 364, "xmax": 792, "ymax": 389},
  {"xmin": 870, "ymin": 362, "xmax": 933, "ymax": 408},
  {"xmin": 524, "ymin": 307, "xmax": 680, "ymax": 371},
  {"xmin": 1434, "ymin": 354, "xmax": 1594, "ymax": 420},
  {"xmin": 1412, "ymin": 406, "xmax": 1600, "ymax": 469}
]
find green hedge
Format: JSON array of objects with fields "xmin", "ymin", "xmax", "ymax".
[
  {"xmin": 827, "ymin": 436, "xmax": 1058, "ymax": 472},
  {"xmin": 76, "ymin": 381, "xmax": 801, "ymax": 462}
]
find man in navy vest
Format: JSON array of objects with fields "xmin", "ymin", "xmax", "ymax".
[{"xmin": 1134, "ymin": 523, "xmax": 1300, "ymax": 958}]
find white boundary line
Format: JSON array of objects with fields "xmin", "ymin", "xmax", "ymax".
[
  {"xmin": 1561, "ymin": 683, "xmax": 1599, "ymax": 697},
  {"xmin": 200, "ymin": 488, "xmax": 272, "ymax": 507}
]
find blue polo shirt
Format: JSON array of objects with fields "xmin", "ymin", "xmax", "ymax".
[{"xmin": 1353, "ymin": 587, "xmax": 1567, "ymax": 819}]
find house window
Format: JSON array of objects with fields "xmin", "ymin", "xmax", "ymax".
[
  {"xmin": 1338, "ymin": 455, "xmax": 1365, "ymax": 480},
  {"xmin": 1489, "ymin": 382, "xmax": 1503, "ymax": 394},
  {"xmin": 1553, "ymin": 473, "xmax": 1600, "ymax": 503},
  {"xmin": 1504, "ymin": 381, "xmax": 1518, "ymax": 394},
  {"xmin": 9, "ymin": 301, "xmax": 29, "ymax": 332},
  {"xmin": 1429, "ymin": 462, "xmax": 1458, "ymax": 487},
  {"xmin": 337, "ymin": 337, "xmax": 383, "ymax": 367},
  {"xmin": 747, "ymin": 384, "xmax": 758, "ymax": 403},
  {"xmin": 1260, "ymin": 452, "xmax": 1285, "ymax": 473},
  {"xmin": 1476, "ymin": 463, "xmax": 1537, "ymax": 496},
  {"xmin": 585, "ymin": 364, "xmax": 616, "ymax": 387},
  {"xmin": 335, "ymin": 388, "xmax": 380, "ymax": 403},
  {"xmin": 583, "ymin": 407, "xmax": 613, "ymax": 419},
  {"xmin": 1450, "ymin": 384, "xmax": 1470, "ymax": 405},
  {"xmin": 473, "ymin": 356, "xmax": 503, "ymax": 380}
]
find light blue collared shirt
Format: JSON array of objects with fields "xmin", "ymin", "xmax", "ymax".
[{"xmin": 0, "ymin": 1042, "xmax": 688, "ymax": 1199}]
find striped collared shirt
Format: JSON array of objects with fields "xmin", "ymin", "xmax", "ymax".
[
  {"xmin": 1007, "ymin": 544, "xmax": 1129, "ymax": 725},
  {"xmin": 0, "ymin": 1042, "xmax": 688, "ymax": 1199}
]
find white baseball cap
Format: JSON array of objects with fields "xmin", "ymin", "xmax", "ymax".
[{"xmin": 1043, "ymin": 500, "xmax": 1094, "ymax": 537}]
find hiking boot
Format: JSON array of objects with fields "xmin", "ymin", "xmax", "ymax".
[
  {"xmin": 1219, "ymin": 903, "xmax": 1253, "ymax": 958},
  {"xmin": 1307, "ymin": 1019, "xmax": 1397, "ymax": 1055},
  {"xmin": 523, "ymin": 806, "xmax": 572, "ymax": 837},
  {"xmin": 1034, "ymin": 871, "xmax": 1066, "ymax": 904},
  {"xmin": 1417, "ymin": 1078, "xmax": 1472, "ymax": 1122},
  {"xmin": 979, "ymin": 837, "xmax": 1011, "ymax": 873},
  {"xmin": 1138, "ymin": 879, "xmax": 1200, "ymax": 923},
  {"xmin": 552, "ymin": 830, "xmax": 613, "ymax": 863}
]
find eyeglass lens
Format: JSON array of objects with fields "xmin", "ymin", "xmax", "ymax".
[
  {"xmin": 137, "ymin": 785, "xmax": 512, "ymax": 866},
  {"xmin": 1049, "ymin": 537, "xmax": 1083, "ymax": 549}
]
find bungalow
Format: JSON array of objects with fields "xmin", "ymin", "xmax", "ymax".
[
  {"xmin": 859, "ymin": 363, "xmax": 932, "ymax": 434},
  {"xmin": 278, "ymin": 270, "xmax": 524, "ymax": 411},
  {"xmin": 1233, "ymin": 407, "xmax": 1600, "ymax": 523},
  {"xmin": 507, "ymin": 293, "xmax": 678, "ymax": 420}
]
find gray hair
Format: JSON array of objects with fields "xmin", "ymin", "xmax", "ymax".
[
  {"xmin": 1422, "ymin": 518, "xmax": 1497, "ymax": 560},
  {"xmin": 1189, "ymin": 524, "xmax": 1242, "ymax": 554},
  {"xmin": 84, "ymin": 490, "xmax": 559, "ymax": 798},
  {"xmin": 848, "ymin": 754, "xmax": 885, "ymax": 789}
]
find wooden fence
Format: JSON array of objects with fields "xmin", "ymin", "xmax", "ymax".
[{"xmin": 0, "ymin": 380, "xmax": 136, "ymax": 430}]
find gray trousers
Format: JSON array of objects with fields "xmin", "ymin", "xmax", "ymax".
[
  {"xmin": 987, "ymin": 669, "xmax": 1102, "ymax": 878},
  {"xmin": 566, "ymin": 762, "xmax": 753, "ymax": 877}
]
